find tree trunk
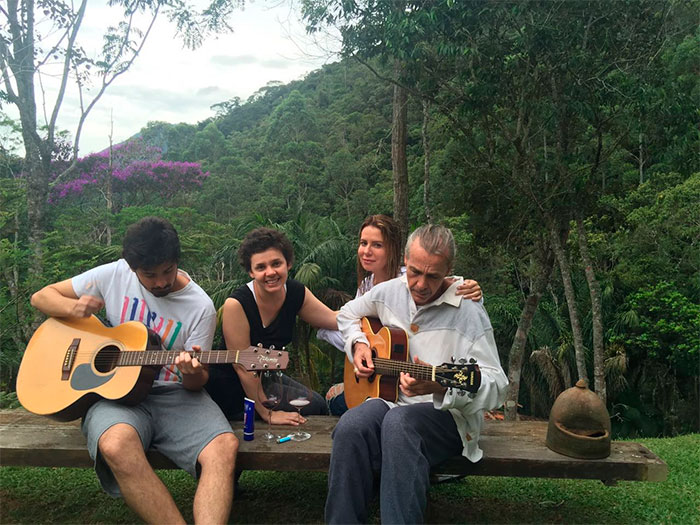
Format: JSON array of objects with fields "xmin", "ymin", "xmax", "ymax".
[
  {"xmin": 576, "ymin": 216, "xmax": 606, "ymax": 404},
  {"xmin": 504, "ymin": 249, "xmax": 554, "ymax": 421},
  {"xmin": 391, "ymin": 60, "xmax": 409, "ymax": 245},
  {"xmin": 7, "ymin": 1, "xmax": 49, "ymax": 278},
  {"xmin": 548, "ymin": 220, "xmax": 588, "ymax": 382},
  {"xmin": 3, "ymin": 211, "xmax": 32, "ymax": 343},
  {"xmin": 23, "ymin": 141, "xmax": 48, "ymax": 277},
  {"xmin": 422, "ymin": 99, "xmax": 433, "ymax": 224}
]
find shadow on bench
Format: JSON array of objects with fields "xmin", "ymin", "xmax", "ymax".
[{"xmin": 0, "ymin": 409, "xmax": 667, "ymax": 485}]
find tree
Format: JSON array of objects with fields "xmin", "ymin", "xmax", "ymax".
[
  {"xmin": 612, "ymin": 281, "xmax": 699, "ymax": 434},
  {"xmin": 304, "ymin": 0, "xmax": 696, "ymax": 414},
  {"xmin": 1, "ymin": 0, "xmax": 241, "ymax": 275},
  {"xmin": 52, "ymin": 139, "xmax": 209, "ymax": 216},
  {"xmin": 303, "ymin": 0, "xmax": 419, "ymax": 239},
  {"xmin": 391, "ymin": 64, "xmax": 408, "ymax": 243},
  {"xmin": 504, "ymin": 245, "xmax": 554, "ymax": 420},
  {"xmin": 183, "ymin": 122, "xmax": 231, "ymax": 164}
]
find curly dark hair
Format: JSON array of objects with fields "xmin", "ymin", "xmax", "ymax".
[{"xmin": 238, "ymin": 227, "xmax": 294, "ymax": 272}]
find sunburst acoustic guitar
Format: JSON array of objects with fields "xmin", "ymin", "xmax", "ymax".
[
  {"xmin": 343, "ymin": 317, "xmax": 481, "ymax": 408},
  {"xmin": 16, "ymin": 315, "xmax": 289, "ymax": 421}
]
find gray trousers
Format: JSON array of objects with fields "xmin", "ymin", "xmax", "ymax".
[{"xmin": 325, "ymin": 399, "xmax": 463, "ymax": 524}]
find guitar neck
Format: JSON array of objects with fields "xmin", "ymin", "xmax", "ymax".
[
  {"xmin": 373, "ymin": 357, "xmax": 436, "ymax": 381},
  {"xmin": 117, "ymin": 349, "xmax": 279, "ymax": 367}
]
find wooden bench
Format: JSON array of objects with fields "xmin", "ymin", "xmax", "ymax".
[{"xmin": 0, "ymin": 409, "xmax": 667, "ymax": 484}]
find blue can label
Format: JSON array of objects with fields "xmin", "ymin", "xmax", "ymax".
[{"xmin": 243, "ymin": 397, "xmax": 255, "ymax": 441}]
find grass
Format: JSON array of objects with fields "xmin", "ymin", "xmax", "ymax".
[{"xmin": 1, "ymin": 434, "xmax": 698, "ymax": 524}]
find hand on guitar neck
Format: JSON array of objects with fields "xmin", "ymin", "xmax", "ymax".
[
  {"xmin": 353, "ymin": 343, "xmax": 445, "ymax": 397},
  {"xmin": 399, "ymin": 356, "xmax": 448, "ymax": 397},
  {"xmin": 174, "ymin": 346, "xmax": 207, "ymax": 391}
]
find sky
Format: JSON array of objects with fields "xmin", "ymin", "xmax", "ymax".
[{"xmin": 5, "ymin": 1, "xmax": 339, "ymax": 155}]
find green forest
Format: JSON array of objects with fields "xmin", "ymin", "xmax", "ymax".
[{"xmin": 1, "ymin": 0, "xmax": 698, "ymax": 438}]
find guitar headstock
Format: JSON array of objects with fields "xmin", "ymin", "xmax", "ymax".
[
  {"xmin": 236, "ymin": 346, "xmax": 289, "ymax": 372},
  {"xmin": 435, "ymin": 360, "xmax": 481, "ymax": 393}
]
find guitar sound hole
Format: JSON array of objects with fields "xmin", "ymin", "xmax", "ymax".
[{"xmin": 94, "ymin": 345, "xmax": 121, "ymax": 373}]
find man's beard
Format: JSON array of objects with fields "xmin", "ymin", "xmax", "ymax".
[{"xmin": 150, "ymin": 286, "xmax": 171, "ymax": 297}]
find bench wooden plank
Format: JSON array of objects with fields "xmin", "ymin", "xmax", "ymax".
[{"xmin": 0, "ymin": 409, "xmax": 667, "ymax": 482}]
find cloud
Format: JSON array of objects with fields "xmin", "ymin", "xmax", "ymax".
[
  {"xmin": 196, "ymin": 86, "xmax": 225, "ymax": 97},
  {"xmin": 106, "ymin": 85, "xmax": 221, "ymax": 109},
  {"xmin": 261, "ymin": 58, "xmax": 293, "ymax": 69},
  {"xmin": 211, "ymin": 54, "xmax": 292, "ymax": 69},
  {"xmin": 211, "ymin": 55, "xmax": 258, "ymax": 66}
]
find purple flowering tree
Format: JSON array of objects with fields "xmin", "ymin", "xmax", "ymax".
[{"xmin": 51, "ymin": 138, "xmax": 209, "ymax": 244}]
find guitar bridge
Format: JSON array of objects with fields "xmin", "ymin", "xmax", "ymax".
[{"xmin": 62, "ymin": 338, "xmax": 80, "ymax": 381}]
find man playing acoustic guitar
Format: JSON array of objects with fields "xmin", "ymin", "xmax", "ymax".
[
  {"xmin": 326, "ymin": 224, "xmax": 508, "ymax": 524},
  {"xmin": 30, "ymin": 217, "xmax": 237, "ymax": 524}
]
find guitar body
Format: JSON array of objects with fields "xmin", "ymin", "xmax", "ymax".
[
  {"xmin": 16, "ymin": 316, "xmax": 160, "ymax": 421},
  {"xmin": 343, "ymin": 317, "xmax": 409, "ymax": 409}
]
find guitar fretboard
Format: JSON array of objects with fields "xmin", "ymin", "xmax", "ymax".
[
  {"xmin": 116, "ymin": 348, "xmax": 285, "ymax": 368},
  {"xmin": 372, "ymin": 357, "xmax": 438, "ymax": 381}
]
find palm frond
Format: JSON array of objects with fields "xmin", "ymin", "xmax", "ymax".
[{"xmin": 530, "ymin": 346, "xmax": 565, "ymax": 401}]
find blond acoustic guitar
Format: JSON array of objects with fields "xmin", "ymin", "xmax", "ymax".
[
  {"xmin": 343, "ymin": 317, "xmax": 482, "ymax": 409},
  {"xmin": 16, "ymin": 315, "xmax": 289, "ymax": 421}
]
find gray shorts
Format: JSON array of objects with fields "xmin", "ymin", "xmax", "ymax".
[{"xmin": 82, "ymin": 383, "xmax": 233, "ymax": 498}]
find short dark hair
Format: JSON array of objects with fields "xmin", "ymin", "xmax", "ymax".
[
  {"xmin": 238, "ymin": 227, "xmax": 294, "ymax": 273},
  {"xmin": 122, "ymin": 217, "xmax": 180, "ymax": 270}
]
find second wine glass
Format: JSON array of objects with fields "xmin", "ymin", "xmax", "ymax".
[{"xmin": 288, "ymin": 375, "xmax": 313, "ymax": 441}]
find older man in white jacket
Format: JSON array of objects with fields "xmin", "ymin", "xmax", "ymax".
[{"xmin": 325, "ymin": 224, "xmax": 508, "ymax": 525}]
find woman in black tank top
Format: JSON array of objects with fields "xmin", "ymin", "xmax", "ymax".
[{"xmin": 205, "ymin": 228, "xmax": 337, "ymax": 424}]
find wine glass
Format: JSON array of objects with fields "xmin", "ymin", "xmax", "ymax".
[
  {"xmin": 258, "ymin": 370, "xmax": 283, "ymax": 442},
  {"xmin": 287, "ymin": 375, "xmax": 313, "ymax": 442}
]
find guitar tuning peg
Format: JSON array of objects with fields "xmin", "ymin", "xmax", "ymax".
[
  {"xmin": 458, "ymin": 390, "xmax": 466, "ymax": 397},
  {"xmin": 458, "ymin": 358, "xmax": 466, "ymax": 364},
  {"xmin": 469, "ymin": 358, "xmax": 476, "ymax": 364},
  {"xmin": 468, "ymin": 393, "xmax": 476, "ymax": 399},
  {"xmin": 269, "ymin": 345, "xmax": 276, "ymax": 350},
  {"xmin": 451, "ymin": 356, "xmax": 455, "ymax": 363},
  {"xmin": 257, "ymin": 343, "xmax": 263, "ymax": 347}
]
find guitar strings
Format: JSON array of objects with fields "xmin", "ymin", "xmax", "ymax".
[
  {"xmin": 371, "ymin": 358, "xmax": 437, "ymax": 380},
  {"xmin": 76, "ymin": 349, "xmax": 278, "ymax": 367},
  {"xmin": 370, "ymin": 358, "xmax": 458, "ymax": 379}
]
